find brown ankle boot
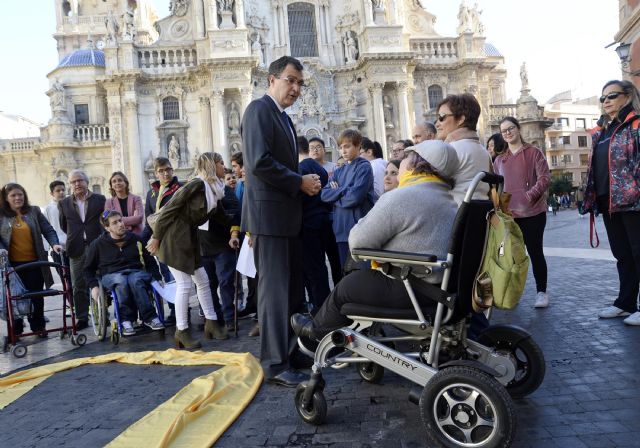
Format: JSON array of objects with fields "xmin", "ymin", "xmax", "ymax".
[
  {"xmin": 174, "ymin": 328, "xmax": 202, "ymax": 349},
  {"xmin": 204, "ymin": 319, "xmax": 228, "ymax": 340}
]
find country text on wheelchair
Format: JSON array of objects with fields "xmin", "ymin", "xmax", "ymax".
[{"xmin": 293, "ymin": 172, "xmax": 544, "ymax": 448}]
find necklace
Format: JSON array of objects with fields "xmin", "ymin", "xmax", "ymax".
[{"xmin": 14, "ymin": 218, "xmax": 22, "ymax": 228}]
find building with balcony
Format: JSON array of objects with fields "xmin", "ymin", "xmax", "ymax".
[
  {"xmin": 0, "ymin": 0, "xmax": 509, "ymax": 204},
  {"xmin": 544, "ymin": 92, "xmax": 600, "ymax": 188}
]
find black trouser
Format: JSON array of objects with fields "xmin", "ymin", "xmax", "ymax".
[
  {"xmin": 302, "ymin": 226, "xmax": 330, "ymax": 310},
  {"xmin": 312, "ymin": 269, "xmax": 437, "ymax": 338},
  {"xmin": 514, "ymin": 212, "xmax": 547, "ymax": 293},
  {"xmin": 322, "ymin": 220, "xmax": 342, "ymax": 286},
  {"xmin": 12, "ymin": 261, "xmax": 46, "ymax": 332},
  {"xmin": 598, "ymin": 196, "xmax": 640, "ymax": 313}
]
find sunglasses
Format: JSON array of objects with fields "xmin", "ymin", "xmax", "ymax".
[
  {"xmin": 438, "ymin": 113, "xmax": 454, "ymax": 122},
  {"xmin": 599, "ymin": 92, "xmax": 626, "ymax": 103}
]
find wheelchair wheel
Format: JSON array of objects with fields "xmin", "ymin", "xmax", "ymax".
[
  {"xmin": 110, "ymin": 321, "xmax": 120, "ymax": 346},
  {"xmin": 294, "ymin": 382, "xmax": 327, "ymax": 426},
  {"xmin": 478, "ymin": 326, "xmax": 545, "ymax": 399},
  {"xmin": 90, "ymin": 285, "xmax": 108, "ymax": 342},
  {"xmin": 420, "ymin": 366, "xmax": 516, "ymax": 448},
  {"xmin": 357, "ymin": 362, "xmax": 385, "ymax": 383}
]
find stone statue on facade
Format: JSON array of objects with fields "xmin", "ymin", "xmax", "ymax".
[
  {"xmin": 105, "ymin": 10, "xmax": 119, "ymax": 45},
  {"xmin": 228, "ymin": 102, "xmax": 241, "ymax": 135},
  {"xmin": 345, "ymin": 87, "xmax": 357, "ymax": 111},
  {"xmin": 122, "ymin": 6, "xmax": 136, "ymax": 41},
  {"xmin": 469, "ymin": 3, "xmax": 484, "ymax": 35},
  {"xmin": 520, "ymin": 62, "xmax": 529, "ymax": 91},
  {"xmin": 217, "ymin": 0, "xmax": 234, "ymax": 12},
  {"xmin": 383, "ymin": 94, "xmax": 394, "ymax": 126},
  {"xmin": 372, "ymin": 0, "xmax": 385, "ymax": 10},
  {"xmin": 168, "ymin": 135, "xmax": 181, "ymax": 166},
  {"xmin": 50, "ymin": 79, "xmax": 66, "ymax": 110},
  {"xmin": 251, "ymin": 34, "xmax": 264, "ymax": 66},
  {"xmin": 456, "ymin": 2, "xmax": 472, "ymax": 34},
  {"xmin": 169, "ymin": 0, "xmax": 189, "ymax": 17},
  {"xmin": 344, "ymin": 32, "xmax": 358, "ymax": 63}
]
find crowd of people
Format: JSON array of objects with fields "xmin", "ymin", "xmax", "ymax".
[{"xmin": 0, "ymin": 55, "xmax": 638, "ymax": 387}]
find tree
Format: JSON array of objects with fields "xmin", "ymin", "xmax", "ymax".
[{"xmin": 549, "ymin": 175, "xmax": 572, "ymax": 196}]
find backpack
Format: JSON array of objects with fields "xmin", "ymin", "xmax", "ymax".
[{"xmin": 473, "ymin": 189, "xmax": 529, "ymax": 311}]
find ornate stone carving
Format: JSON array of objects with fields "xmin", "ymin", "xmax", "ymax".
[
  {"xmin": 217, "ymin": 0, "xmax": 234, "ymax": 12},
  {"xmin": 121, "ymin": 6, "xmax": 136, "ymax": 41},
  {"xmin": 171, "ymin": 19, "xmax": 190, "ymax": 39},
  {"xmin": 369, "ymin": 35, "xmax": 400, "ymax": 46},
  {"xmin": 105, "ymin": 10, "xmax": 119, "ymax": 45},
  {"xmin": 227, "ymin": 102, "xmax": 241, "ymax": 135},
  {"xmin": 213, "ymin": 39, "xmax": 245, "ymax": 49},
  {"xmin": 343, "ymin": 32, "xmax": 359, "ymax": 63},
  {"xmin": 168, "ymin": 135, "xmax": 181, "ymax": 166},
  {"xmin": 520, "ymin": 62, "xmax": 529, "ymax": 92},
  {"xmin": 383, "ymin": 93, "xmax": 394, "ymax": 125},
  {"xmin": 457, "ymin": 1, "xmax": 484, "ymax": 36},
  {"xmin": 252, "ymin": 34, "xmax": 265, "ymax": 66},
  {"xmin": 50, "ymin": 79, "xmax": 65, "ymax": 111},
  {"xmin": 170, "ymin": 0, "xmax": 190, "ymax": 17},
  {"xmin": 213, "ymin": 71, "xmax": 250, "ymax": 81}
]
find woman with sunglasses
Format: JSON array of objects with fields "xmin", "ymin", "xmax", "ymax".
[
  {"xmin": 105, "ymin": 171, "xmax": 144, "ymax": 235},
  {"xmin": 146, "ymin": 152, "xmax": 228, "ymax": 348},
  {"xmin": 583, "ymin": 80, "xmax": 640, "ymax": 325},
  {"xmin": 495, "ymin": 116, "xmax": 551, "ymax": 308},
  {"xmin": 434, "ymin": 93, "xmax": 492, "ymax": 204}
]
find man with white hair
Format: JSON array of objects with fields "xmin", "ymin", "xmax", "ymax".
[
  {"xmin": 412, "ymin": 121, "xmax": 436, "ymax": 144},
  {"xmin": 58, "ymin": 169, "xmax": 106, "ymax": 329}
]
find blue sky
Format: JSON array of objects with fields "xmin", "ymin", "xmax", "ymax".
[{"xmin": 0, "ymin": 0, "xmax": 621, "ymax": 124}]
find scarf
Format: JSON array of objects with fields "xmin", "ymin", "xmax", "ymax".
[
  {"xmin": 444, "ymin": 127, "xmax": 480, "ymax": 143},
  {"xmin": 398, "ymin": 172, "xmax": 443, "ymax": 188},
  {"xmin": 197, "ymin": 176, "xmax": 225, "ymax": 231}
]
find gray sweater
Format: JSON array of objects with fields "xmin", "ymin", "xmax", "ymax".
[{"xmin": 348, "ymin": 181, "xmax": 457, "ymax": 283}]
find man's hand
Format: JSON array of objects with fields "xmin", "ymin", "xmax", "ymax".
[
  {"xmin": 52, "ymin": 245, "xmax": 63, "ymax": 254},
  {"xmin": 247, "ymin": 236, "xmax": 253, "ymax": 248},
  {"xmin": 146, "ymin": 238, "xmax": 160, "ymax": 255},
  {"xmin": 329, "ymin": 181, "xmax": 339, "ymax": 189},
  {"xmin": 300, "ymin": 174, "xmax": 321, "ymax": 196},
  {"xmin": 229, "ymin": 236, "xmax": 240, "ymax": 249},
  {"xmin": 91, "ymin": 286, "xmax": 99, "ymax": 301}
]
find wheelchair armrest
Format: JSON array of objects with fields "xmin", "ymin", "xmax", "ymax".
[{"xmin": 351, "ymin": 248, "xmax": 438, "ymax": 264}]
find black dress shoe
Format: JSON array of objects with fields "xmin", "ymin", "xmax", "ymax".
[
  {"xmin": 76, "ymin": 320, "xmax": 88, "ymax": 331},
  {"xmin": 290, "ymin": 313, "xmax": 315, "ymax": 339},
  {"xmin": 237, "ymin": 307, "xmax": 256, "ymax": 320},
  {"xmin": 267, "ymin": 369, "xmax": 310, "ymax": 388}
]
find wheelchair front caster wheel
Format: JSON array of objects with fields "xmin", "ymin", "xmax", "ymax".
[
  {"xmin": 110, "ymin": 330, "xmax": 120, "ymax": 346},
  {"xmin": 70, "ymin": 335, "xmax": 77, "ymax": 346},
  {"xmin": 358, "ymin": 362, "xmax": 384, "ymax": 384},
  {"xmin": 295, "ymin": 383, "xmax": 327, "ymax": 425},
  {"xmin": 12, "ymin": 343, "xmax": 27, "ymax": 358},
  {"xmin": 75, "ymin": 333, "xmax": 87, "ymax": 346}
]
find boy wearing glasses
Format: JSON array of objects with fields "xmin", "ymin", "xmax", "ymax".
[
  {"xmin": 142, "ymin": 157, "xmax": 183, "ymax": 324},
  {"xmin": 85, "ymin": 210, "xmax": 164, "ymax": 336},
  {"xmin": 321, "ymin": 129, "xmax": 377, "ymax": 268}
]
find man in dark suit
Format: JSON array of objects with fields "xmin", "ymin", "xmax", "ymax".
[
  {"xmin": 241, "ymin": 56, "xmax": 321, "ymax": 387},
  {"xmin": 59, "ymin": 169, "xmax": 106, "ymax": 329}
]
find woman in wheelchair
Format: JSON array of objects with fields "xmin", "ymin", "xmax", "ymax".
[
  {"xmin": 292, "ymin": 141, "xmax": 459, "ymax": 341},
  {"xmin": 85, "ymin": 210, "xmax": 164, "ymax": 336}
]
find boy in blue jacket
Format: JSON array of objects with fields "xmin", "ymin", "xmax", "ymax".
[{"xmin": 321, "ymin": 129, "xmax": 377, "ymax": 268}]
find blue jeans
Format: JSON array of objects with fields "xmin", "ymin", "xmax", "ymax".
[
  {"xmin": 101, "ymin": 270, "xmax": 156, "ymax": 322},
  {"xmin": 202, "ymin": 250, "xmax": 243, "ymax": 322}
]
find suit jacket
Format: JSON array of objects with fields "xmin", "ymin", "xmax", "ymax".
[
  {"xmin": 105, "ymin": 194, "xmax": 144, "ymax": 235},
  {"xmin": 58, "ymin": 192, "xmax": 106, "ymax": 258},
  {"xmin": 240, "ymin": 95, "xmax": 303, "ymax": 236}
]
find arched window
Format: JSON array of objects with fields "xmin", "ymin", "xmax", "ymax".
[
  {"xmin": 428, "ymin": 85, "xmax": 443, "ymax": 110},
  {"xmin": 288, "ymin": 3, "xmax": 318, "ymax": 58},
  {"xmin": 162, "ymin": 96, "xmax": 180, "ymax": 121}
]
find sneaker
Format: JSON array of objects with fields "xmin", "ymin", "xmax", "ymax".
[
  {"xmin": 238, "ymin": 307, "xmax": 256, "ymax": 320},
  {"xmin": 534, "ymin": 292, "xmax": 549, "ymax": 308},
  {"xmin": 623, "ymin": 311, "xmax": 640, "ymax": 326},
  {"xmin": 121, "ymin": 321, "xmax": 136, "ymax": 336},
  {"xmin": 144, "ymin": 317, "xmax": 165, "ymax": 331},
  {"xmin": 598, "ymin": 305, "xmax": 631, "ymax": 319}
]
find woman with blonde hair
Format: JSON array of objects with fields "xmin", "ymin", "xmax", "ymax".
[
  {"xmin": 146, "ymin": 152, "xmax": 228, "ymax": 348},
  {"xmin": 105, "ymin": 171, "xmax": 144, "ymax": 235},
  {"xmin": 583, "ymin": 80, "xmax": 640, "ymax": 325}
]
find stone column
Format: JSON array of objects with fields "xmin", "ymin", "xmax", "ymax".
[
  {"xmin": 200, "ymin": 96, "xmax": 214, "ymax": 152},
  {"xmin": 240, "ymin": 87, "xmax": 253, "ymax": 115},
  {"xmin": 369, "ymin": 82, "xmax": 387, "ymax": 153},
  {"xmin": 194, "ymin": 0, "xmax": 205, "ymax": 37},
  {"xmin": 364, "ymin": 0, "xmax": 374, "ymax": 26},
  {"xmin": 396, "ymin": 81, "xmax": 412, "ymax": 141},
  {"xmin": 124, "ymin": 99, "xmax": 145, "ymax": 194},
  {"xmin": 271, "ymin": 2, "xmax": 280, "ymax": 46},
  {"xmin": 235, "ymin": 0, "xmax": 246, "ymax": 28},
  {"xmin": 279, "ymin": 4, "xmax": 287, "ymax": 48},
  {"xmin": 211, "ymin": 89, "xmax": 229, "ymax": 165},
  {"xmin": 208, "ymin": 1, "xmax": 219, "ymax": 30},
  {"xmin": 105, "ymin": 85, "xmax": 125, "ymax": 172},
  {"xmin": 323, "ymin": 5, "xmax": 332, "ymax": 45}
]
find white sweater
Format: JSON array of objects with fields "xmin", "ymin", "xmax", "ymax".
[{"xmin": 448, "ymin": 138, "xmax": 492, "ymax": 205}]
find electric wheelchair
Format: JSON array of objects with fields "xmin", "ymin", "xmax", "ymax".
[{"xmin": 294, "ymin": 172, "xmax": 546, "ymax": 448}]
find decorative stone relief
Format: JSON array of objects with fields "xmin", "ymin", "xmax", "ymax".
[
  {"xmin": 343, "ymin": 31, "xmax": 359, "ymax": 64},
  {"xmin": 105, "ymin": 10, "xmax": 119, "ymax": 45},
  {"xmin": 170, "ymin": 20, "xmax": 191, "ymax": 39},
  {"xmin": 170, "ymin": 0, "xmax": 190, "ymax": 17},
  {"xmin": 121, "ymin": 6, "xmax": 136, "ymax": 41},
  {"xmin": 227, "ymin": 102, "xmax": 241, "ymax": 135}
]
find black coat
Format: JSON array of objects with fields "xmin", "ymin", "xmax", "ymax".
[
  {"xmin": 58, "ymin": 193, "xmax": 106, "ymax": 258},
  {"xmin": 199, "ymin": 185, "xmax": 240, "ymax": 257}
]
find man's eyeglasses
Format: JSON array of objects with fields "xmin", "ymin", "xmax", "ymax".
[
  {"xmin": 438, "ymin": 113, "xmax": 454, "ymax": 122},
  {"xmin": 309, "ymin": 145, "xmax": 324, "ymax": 152},
  {"xmin": 156, "ymin": 168, "xmax": 173, "ymax": 175},
  {"xmin": 277, "ymin": 76, "xmax": 305, "ymax": 88},
  {"xmin": 599, "ymin": 92, "xmax": 626, "ymax": 103},
  {"xmin": 501, "ymin": 126, "xmax": 516, "ymax": 135}
]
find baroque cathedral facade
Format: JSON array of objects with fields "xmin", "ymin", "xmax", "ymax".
[{"xmin": 0, "ymin": 0, "xmax": 507, "ymax": 204}]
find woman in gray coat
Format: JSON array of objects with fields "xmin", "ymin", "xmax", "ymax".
[
  {"xmin": 0, "ymin": 183, "xmax": 62, "ymax": 336},
  {"xmin": 147, "ymin": 152, "xmax": 228, "ymax": 349}
]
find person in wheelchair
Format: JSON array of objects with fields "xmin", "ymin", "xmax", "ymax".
[
  {"xmin": 291, "ymin": 140, "xmax": 459, "ymax": 341},
  {"xmin": 85, "ymin": 210, "xmax": 164, "ymax": 336}
]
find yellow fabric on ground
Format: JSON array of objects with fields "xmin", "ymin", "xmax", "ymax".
[{"xmin": 0, "ymin": 349, "xmax": 263, "ymax": 447}]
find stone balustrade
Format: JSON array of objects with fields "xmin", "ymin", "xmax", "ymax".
[
  {"xmin": 138, "ymin": 48, "xmax": 198, "ymax": 73},
  {"xmin": 74, "ymin": 124, "xmax": 110, "ymax": 142},
  {"xmin": 489, "ymin": 104, "xmax": 517, "ymax": 123},
  {"xmin": 411, "ymin": 38, "xmax": 458, "ymax": 63},
  {"xmin": 0, "ymin": 138, "xmax": 40, "ymax": 152}
]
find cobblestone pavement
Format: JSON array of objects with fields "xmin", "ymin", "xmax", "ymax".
[{"xmin": 1, "ymin": 209, "xmax": 640, "ymax": 447}]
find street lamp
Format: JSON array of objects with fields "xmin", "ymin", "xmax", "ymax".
[{"xmin": 613, "ymin": 42, "xmax": 639, "ymax": 75}]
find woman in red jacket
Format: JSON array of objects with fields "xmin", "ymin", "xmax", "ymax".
[
  {"xmin": 105, "ymin": 171, "xmax": 144, "ymax": 236},
  {"xmin": 495, "ymin": 116, "xmax": 551, "ymax": 308}
]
